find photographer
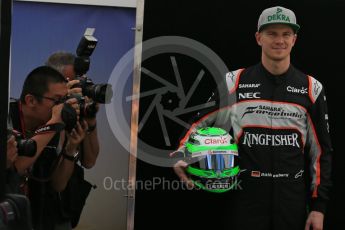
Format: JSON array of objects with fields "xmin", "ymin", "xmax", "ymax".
[
  {"xmin": 5, "ymin": 135, "xmax": 20, "ymax": 195},
  {"xmin": 46, "ymin": 51, "xmax": 102, "ymax": 229},
  {"xmin": 6, "ymin": 136, "xmax": 17, "ymax": 169},
  {"xmin": 9, "ymin": 66, "xmax": 84, "ymax": 230},
  {"xmin": 46, "ymin": 51, "xmax": 100, "ymax": 168}
]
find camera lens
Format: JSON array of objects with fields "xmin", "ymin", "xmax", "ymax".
[{"xmin": 85, "ymin": 83, "xmax": 112, "ymax": 104}]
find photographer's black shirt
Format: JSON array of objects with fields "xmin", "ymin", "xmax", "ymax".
[{"xmin": 9, "ymin": 99, "xmax": 63, "ymax": 230}]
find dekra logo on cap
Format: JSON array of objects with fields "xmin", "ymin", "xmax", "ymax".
[{"xmin": 267, "ymin": 8, "xmax": 290, "ymax": 22}]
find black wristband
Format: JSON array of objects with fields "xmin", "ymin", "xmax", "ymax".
[
  {"xmin": 34, "ymin": 123, "xmax": 65, "ymax": 135},
  {"xmin": 62, "ymin": 151, "xmax": 79, "ymax": 162}
]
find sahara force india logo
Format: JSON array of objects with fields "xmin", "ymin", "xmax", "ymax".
[{"xmin": 241, "ymin": 105, "xmax": 305, "ymax": 119}]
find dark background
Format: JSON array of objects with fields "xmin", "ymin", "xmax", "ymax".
[
  {"xmin": 135, "ymin": 0, "xmax": 345, "ymax": 229},
  {"xmin": 0, "ymin": 0, "xmax": 11, "ymax": 200}
]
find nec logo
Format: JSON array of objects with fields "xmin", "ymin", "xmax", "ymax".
[{"xmin": 239, "ymin": 92, "xmax": 261, "ymax": 99}]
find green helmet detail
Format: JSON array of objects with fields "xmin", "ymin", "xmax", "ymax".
[
  {"xmin": 196, "ymin": 127, "xmax": 227, "ymax": 136},
  {"xmin": 184, "ymin": 127, "xmax": 240, "ymax": 193},
  {"xmin": 186, "ymin": 165, "xmax": 240, "ymax": 178},
  {"xmin": 186, "ymin": 127, "xmax": 238, "ymax": 155}
]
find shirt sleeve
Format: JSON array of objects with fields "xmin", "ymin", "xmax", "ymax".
[
  {"xmin": 176, "ymin": 88, "xmax": 235, "ymax": 154},
  {"xmin": 306, "ymin": 84, "xmax": 333, "ymax": 214}
]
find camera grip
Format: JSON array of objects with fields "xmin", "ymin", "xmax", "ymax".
[{"xmin": 61, "ymin": 103, "xmax": 78, "ymax": 132}]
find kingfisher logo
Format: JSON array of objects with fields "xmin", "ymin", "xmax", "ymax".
[
  {"xmin": 287, "ymin": 86, "xmax": 308, "ymax": 95},
  {"xmin": 243, "ymin": 132, "xmax": 300, "ymax": 148},
  {"xmin": 241, "ymin": 105, "xmax": 305, "ymax": 119},
  {"xmin": 204, "ymin": 137, "xmax": 228, "ymax": 145}
]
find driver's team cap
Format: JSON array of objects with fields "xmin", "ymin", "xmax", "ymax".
[{"xmin": 257, "ymin": 6, "xmax": 300, "ymax": 33}]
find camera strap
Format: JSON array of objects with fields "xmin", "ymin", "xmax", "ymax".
[
  {"xmin": 33, "ymin": 123, "xmax": 65, "ymax": 136},
  {"xmin": 28, "ymin": 133, "xmax": 67, "ymax": 183}
]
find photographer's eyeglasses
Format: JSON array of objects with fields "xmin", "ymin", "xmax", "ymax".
[{"xmin": 32, "ymin": 94, "xmax": 67, "ymax": 105}]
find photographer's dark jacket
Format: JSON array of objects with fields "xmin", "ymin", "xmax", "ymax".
[
  {"xmin": 9, "ymin": 99, "xmax": 93, "ymax": 230},
  {"xmin": 9, "ymin": 99, "xmax": 64, "ymax": 230}
]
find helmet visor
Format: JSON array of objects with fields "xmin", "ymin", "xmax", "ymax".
[{"xmin": 188, "ymin": 151, "xmax": 238, "ymax": 174}]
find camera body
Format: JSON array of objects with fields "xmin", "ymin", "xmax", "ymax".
[
  {"xmin": 72, "ymin": 76, "xmax": 111, "ymax": 104},
  {"xmin": 7, "ymin": 129, "xmax": 36, "ymax": 158},
  {"xmin": 61, "ymin": 94, "xmax": 99, "ymax": 132},
  {"xmin": 72, "ymin": 28, "xmax": 112, "ymax": 104},
  {"xmin": 68, "ymin": 94, "xmax": 98, "ymax": 119}
]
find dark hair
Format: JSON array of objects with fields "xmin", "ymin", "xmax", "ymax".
[
  {"xmin": 20, "ymin": 66, "xmax": 67, "ymax": 103},
  {"xmin": 45, "ymin": 51, "xmax": 75, "ymax": 74}
]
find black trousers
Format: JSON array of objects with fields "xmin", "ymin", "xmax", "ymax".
[{"xmin": 223, "ymin": 178, "xmax": 307, "ymax": 230}]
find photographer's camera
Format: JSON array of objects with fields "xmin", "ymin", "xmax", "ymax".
[
  {"xmin": 7, "ymin": 130, "xmax": 36, "ymax": 158},
  {"xmin": 73, "ymin": 28, "xmax": 113, "ymax": 104}
]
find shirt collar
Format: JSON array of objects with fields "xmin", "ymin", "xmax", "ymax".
[{"xmin": 258, "ymin": 62, "xmax": 294, "ymax": 84}]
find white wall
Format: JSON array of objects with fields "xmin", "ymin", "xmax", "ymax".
[{"xmin": 11, "ymin": 1, "xmax": 137, "ymax": 229}]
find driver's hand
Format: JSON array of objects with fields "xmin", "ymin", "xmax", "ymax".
[{"xmin": 173, "ymin": 160, "xmax": 194, "ymax": 189}]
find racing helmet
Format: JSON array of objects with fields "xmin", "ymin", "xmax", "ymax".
[{"xmin": 185, "ymin": 127, "xmax": 239, "ymax": 193}]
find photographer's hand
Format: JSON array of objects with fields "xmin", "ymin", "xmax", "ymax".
[
  {"xmin": 47, "ymin": 103, "xmax": 65, "ymax": 124},
  {"xmin": 75, "ymin": 95, "xmax": 100, "ymax": 168},
  {"xmin": 67, "ymin": 80, "xmax": 82, "ymax": 96},
  {"xmin": 85, "ymin": 96, "xmax": 100, "ymax": 110},
  {"xmin": 66, "ymin": 121, "xmax": 88, "ymax": 153},
  {"xmin": 47, "ymin": 97, "xmax": 79, "ymax": 124},
  {"xmin": 66, "ymin": 97, "xmax": 81, "ymax": 121},
  {"xmin": 7, "ymin": 135, "xmax": 18, "ymax": 169},
  {"xmin": 82, "ymin": 115, "xmax": 100, "ymax": 169},
  {"xmin": 51, "ymin": 121, "xmax": 88, "ymax": 192}
]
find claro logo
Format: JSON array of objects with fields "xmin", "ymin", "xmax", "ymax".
[
  {"xmin": 287, "ymin": 86, "xmax": 308, "ymax": 95},
  {"xmin": 204, "ymin": 137, "xmax": 228, "ymax": 144}
]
